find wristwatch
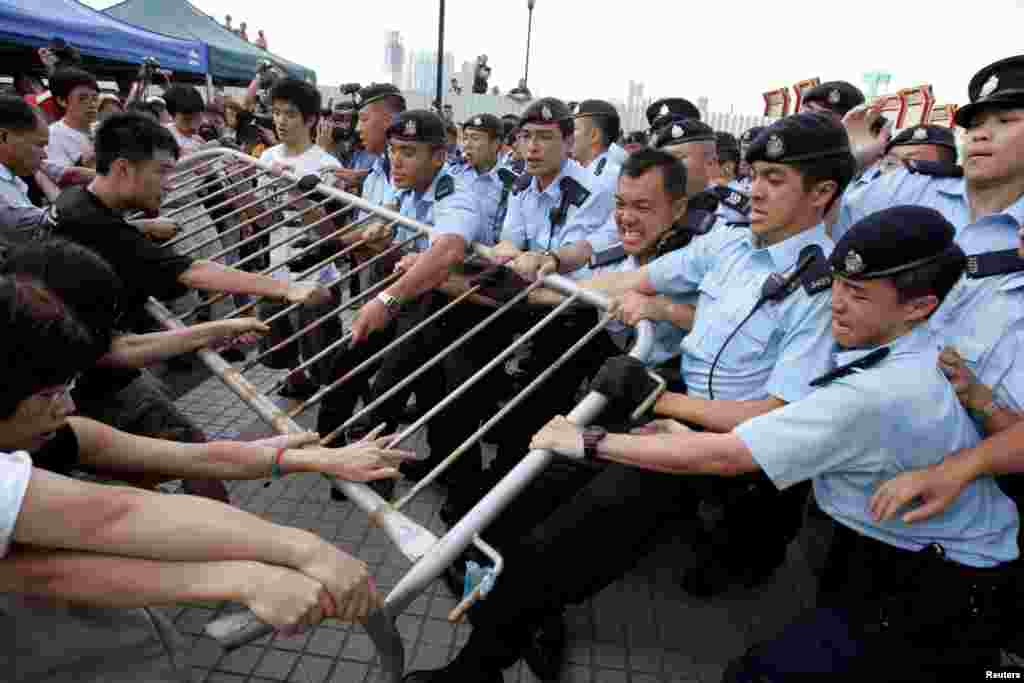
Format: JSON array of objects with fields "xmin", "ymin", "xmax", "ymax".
[
  {"xmin": 582, "ymin": 426, "xmax": 608, "ymax": 460},
  {"xmin": 377, "ymin": 291, "xmax": 403, "ymax": 314},
  {"xmin": 542, "ymin": 250, "xmax": 561, "ymax": 273}
]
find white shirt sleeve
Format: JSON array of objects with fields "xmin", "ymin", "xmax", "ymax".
[{"xmin": 0, "ymin": 450, "xmax": 33, "ymax": 558}]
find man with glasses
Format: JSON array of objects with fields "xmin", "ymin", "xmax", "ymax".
[{"xmin": 46, "ymin": 67, "xmax": 99, "ymax": 169}]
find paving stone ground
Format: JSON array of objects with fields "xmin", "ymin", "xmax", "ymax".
[{"xmin": 160, "ymin": 356, "xmax": 828, "ymax": 683}]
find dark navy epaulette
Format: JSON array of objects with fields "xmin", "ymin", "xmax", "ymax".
[
  {"xmin": 559, "ymin": 176, "xmax": 591, "ymax": 208},
  {"xmin": 511, "ymin": 172, "xmax": 532, "ymax": 195},
  {"xmin": 682, "ymin": 207, "xmax": 716, "ymax": 236},
  {"xmin": 594, "ymin": 157, "xmax": 608, "ymax": 177},
  {"xmin": 727, "ymin": 220, "xmax": 751, "ymax": 230},
  {"xmin": 497, "ymin": 167, "xmax": 519, "ymax": 191},
  {"xmin": 510, "ymin": 158, "xmax": 526, "ymax": 174},
  {"xmin": 688, "ymin": 190, "xmax": 720, "ymax": 214},
  {"xmin": 799, "ymin": 251, "xmax": 833, "ymax": 296},
  {"xmin": 434, "ymin": 174, "xmax": 455, "ymax": 202},
  {"xmin": 590, "ymin": 243, "xmax": 627, "ymax": 268},
  {"xmin": 966, "ymin": 249, "xmax": 1024, "ymax": 279},
  {"xmin": 710, "ymin": 185, "xmax": 751, "ymax": 215},
  {"xmin": 904, "ymin": 159, "xmax": 963, "ymax": 178},
  {"xmin": 809, "ymin": 347, "xmax": 890, "ymax": 388}
]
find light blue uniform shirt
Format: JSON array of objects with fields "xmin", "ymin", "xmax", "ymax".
[
  {"xmin": 647, "ymin": 223, "xmax": 835, "ymax": 401},
  {"xmin": 736, "ymin": 325, "xmax": 1019, "ymax": 568},
  {"xmin": 834, "ymin": 168, "xmax": 1024, "ymax": 416},
  {"xmin": 394, "ymin": 170, "xmax": 487, "ymax": 252},
  {"xmin": 500, "ymin": 159, "xmax": 616, "ymax": 276},
  {"xmin": 584, "ymin": 149, "xmax": 621, "ymax": 184},
  {"xmin": 0, "ymin": 162, "xmax": 45, "ymax": 252},
  {"xmin": 347, "ymin": 148, "xmax": 376, "ymax": 172},
  {"xmin": 591, "ymin": 251, "xmax": 690, "ymax": 367},
  {"xmin": 448, "ymin": 162, "xmax": 508, "ymax": 245},
  {"xmin": 359, "ymin": 153, "xmax": 396, "ymax": 221}
]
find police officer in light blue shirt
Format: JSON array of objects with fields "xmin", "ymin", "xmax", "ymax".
[
  {"xmin": 570, "ymin": 99, "xmax": 622, "ymax": 184},
  {"xmin": 530, "ymin": 206, "xmax": 1019, "ymax": 680},
  {"xmin": 497, "ymin": 98, "xmax": 617, "ymax": 280},
  {"xmin": 352, "ymin": 83, "xmax": 406, "ymax": 221},
  {"xmin": 834, "ymin": 56, "xmax": 1024, "ymax": 440},
  {"xmin": 448, "ymin": 114, "xmax": 511, "ymax": 244},
  {"xmin": 652, "ymin": 118, "xmax": 750, "ymax": 225},
  {"xmin": 586, "ymin": 112, "xmax": 854, "ymax": 597}
]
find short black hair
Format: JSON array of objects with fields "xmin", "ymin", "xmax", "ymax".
[
  {"xmin": 48, "ymin": 67, "xmax": 99, "ymax": 101},
  {"xmin": 0, "ymin": 276, "xmax": 95, "ymax": 418},
  {"xmin": 0, "ymin": 239, "xmax": 124, "ymax": 356},
  {"xmin": 791, "ymin": 153, "xmax": 856, "ymax": 216},
  {"xmin": 0, "ymin": 94, "xmax": 42, "ymax": 132},
  {"xmin": 162, "ymin": 84, "xmax": 205, "ymax": 116},
  {"xmin": 125, "ymin": 100, "xmax": 161, "ymax": 120},
  {"xmin": 891, "ymin": 246, "xmax": 966, "ymax": 309},
  {"xmin": 586, "ymin": 115, "xmax": 621, "ymax": 149},
  {"xmin": 269, "ymin": 78, "xmax": 322, "ymax": 122},
  {"xmin": 95, "ymin": 112, "xmax": 180, "ymax": 175},
  {"xmin": 619, "ymin": 148, "xmax": 687, "ymax": 202}
]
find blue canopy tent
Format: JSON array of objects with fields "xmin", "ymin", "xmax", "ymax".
[
  {"xmin": 0, "ymin": 0, "xmax": 208, "ymax": 78},
  {"xmin": 104, "ymin": 0, "xmax": 315, "ymax": 86}
]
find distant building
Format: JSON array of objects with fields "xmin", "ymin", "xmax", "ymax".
[
  {"xmin": 384, "ymin": 31, "xmax": 406, "ymax": 89},
  {"xmin": 411, "ymin": 49, "xmax": 456, "ymax": 94}
]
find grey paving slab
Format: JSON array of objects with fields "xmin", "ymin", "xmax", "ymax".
[{"xmin": 167, "ymin": 369, "xmax": 832, "ymax": 683}]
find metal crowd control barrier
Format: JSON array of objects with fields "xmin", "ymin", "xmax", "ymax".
[{"xmin": 145, "ymin": 148, "xmax": 658, "ymax": 682}]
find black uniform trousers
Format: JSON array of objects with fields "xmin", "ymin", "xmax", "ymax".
[
  {"xmin": 722, "ymin": 516, "xmax": 1017, "ymax": 682},
  {"xmin": 450, "ymin": 457, "xmax": 695, "ymax": 673}
]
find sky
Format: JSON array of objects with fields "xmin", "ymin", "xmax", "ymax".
[{"xmin": 87, "ymin": 0, "xmax": 1024, "ymax": 116}]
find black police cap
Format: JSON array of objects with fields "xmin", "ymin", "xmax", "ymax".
[
  {"xmin": 745, "ymin": 113, "xmax": 851, "ymax": 164},
  {"xmin": 652, "ymin": 117, "xmax": 716, "ymax": 149},
  {"xmin": 801, "ymin": 81, "xmax": 865, "ymax": 117},
  {"xmin": 716, "ymin": 131, "xmax": 740, "ymax": 159},
  {"xmin": 830, "ymin": 205, "xmax": 962, "ymax": 280},
  {"xmin": 462, "ymin": 113, "xmax": 503, "ymax": 136},
  {"xmin": 623, "ymin": 131, "xmax": 648, "ymax": 145},
  {"xmin": 519, "ymin": 97, "xmax": 571, "ymax": 127},
  {"xmin": 573, "ymin": 99, "xmax": 620, "ymax": 121},
  {"xmin": 885, "ymin": 125, "xmax": 957, "ymax": 153},
  {"xmin": 955, "ymin": 55, "xmax": 1024, "ymax": 127},
  {"xmin": 739, "ymin": 126, "xmax": 765, "ymax": 149},
  {"xmin": 386, "ymin": 110, "xmax": 446, "ymax": 145},
  {"xmin": 646, "ymin": 98, "xmax": 701, "ymax": 128},
  {"xmin": 355, "ymin": 83, "xmax": 405, "ymax": 110}
]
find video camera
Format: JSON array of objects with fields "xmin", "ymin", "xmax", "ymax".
[
  {"xmin": 235, "ymin": 109, "xmax": 276, "ymax": 147},
  {"xmin": 330, "ymin": 82, "xmax": 362, "ymax": 145},
  {"xmin": 48, "ymin": 38, "xmax": 81, "ymax": 69},
  {"xmin": 257, "ymin": 60, "xmax": 283, "ymax": 91}
]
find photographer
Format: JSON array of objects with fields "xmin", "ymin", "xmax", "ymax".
[
  {"xmin": 15, "ymin": 38, "xmax": 83, "ymax": 124},
  {"xmin": 472, "ymin": 55, "xmax": 492, "ymax": 95}
]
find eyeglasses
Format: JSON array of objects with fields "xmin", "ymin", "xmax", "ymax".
[{"xmin": 37, "ymin": 373, "xmax": 79, "ymax": 407}]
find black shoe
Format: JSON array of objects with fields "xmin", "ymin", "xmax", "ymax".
[
  {"xmin": 403, "ymin": 668, "xmax": 501, "ymax": 683},
  {"xmin": 278, "ymin": 377, "xmax": 319, "ymax": 400},
  {"xmin": 523, "ymin": 612, "xmax": 566, "ymax": 682}
]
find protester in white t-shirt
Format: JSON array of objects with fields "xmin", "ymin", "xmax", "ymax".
[
  {"xmin": 45, "ymin": 68, "xmax": 99, "ymax": 168},
  {"xmin": 254, "ymin": 79, "xmax": 343, "ymax": 398}
]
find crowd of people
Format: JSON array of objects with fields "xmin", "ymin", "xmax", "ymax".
[{"xmin": 0, "ymin": 31, "xmax": 1023, "ymax": 683}]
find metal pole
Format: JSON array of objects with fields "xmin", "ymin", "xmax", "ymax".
[
  {"xmin": 435, "ymin": 0, "xmax": 446, "ymax": 113},
  {"xmin": 525, "ymin": 0, "xmax": 535, "ymax": 87}
]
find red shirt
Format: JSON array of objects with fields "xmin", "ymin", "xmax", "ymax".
[{"xmin": 24, "ymin": 91, "xmax": 61, "ymax": 123}]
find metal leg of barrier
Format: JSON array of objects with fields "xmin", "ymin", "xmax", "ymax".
[
  {"xmin": 241, "ymin": 271, "xmax": 401, "ymax": 373},
  {"xmin": 264, "ymin": 284, "xmax": 484, "ymax": 397},
  {"xmin": 224, "ymin": 232, "xmax": 416, "ymax": 322},
  {"xmin": 183, "ymin": 221, "xmax": 374, "ymax": 323},
  {"xmin": 162, "ymin": 177, "xmax": 297, "ymax": 248},
  {"xmin": 161, "ymin": 165, "xmax": 266, "ymax": 218},
  {"xmin": 393, "ymin": 309, "xmax": 611, "ymax": 509},
  {"xmin": 311, "ymin": 280, "xmax": 547, "ymax": 440},
  {"xmin": 171, "ymin": 173, "xmax": 300, "ymax": 228}
]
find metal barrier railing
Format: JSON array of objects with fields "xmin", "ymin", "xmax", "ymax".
[{"xmin": 145, "ymin": 148, "xmax": 658, "ymax": 682}]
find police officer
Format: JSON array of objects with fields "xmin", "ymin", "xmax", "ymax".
[
  {"xmin": 349, "ymin": 83, "xmax": 406, "ymax": 219},
  {"xmin": 879, "ymin": 123, "xmax": 958, "ymax": 172},
  {"xmin": 403, "ymin": 112, "xmax": 854, "ymax": 683},
  {"xmin": 570, "ymin": 99, "xmax": 622, "ymax": 179},
  {"xmin": 835, "ymin": 53, "xmax": 1024, "ymax": 530},
  {"xmin": 532, "ymin": 206, "xmax": 1018, "ymax": 680},
  {"xmin": 645, "ymin": 96, "xmax": 702, "ymax": 135},
  {"xmin": 621, "ymin": 130, "xmax": 648, "ymax": 154},
  {"xmin": 652, "ymin": 117, "xmax": 749, "ymax": 223},
  {"xmin": 715, "ymin": 130, "xmax": 742, "ymax": 187},
  {"xmin": 735, "ymin": 125, "xmax": 765, "ymax": 191},
  {"xmin": 799, "ymin": 80, "xmax": 865, "ymax": 121},
  {"xmin": 316, "ymin": 111, "xmax": 492, "ymax": 493},
  {"xmin": 450, "ymin": 114, "xmax": 512, "ymax": 242}
]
